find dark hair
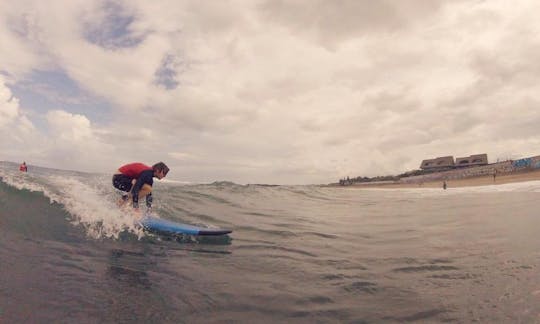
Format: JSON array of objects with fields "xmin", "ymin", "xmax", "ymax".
[{"xmin": 153, "ymin": 162, "xmax": 169, "ymax": 175}]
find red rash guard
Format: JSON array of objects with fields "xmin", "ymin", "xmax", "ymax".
[{"xmin": 119, "ymin": 163, "xmax": 153, "ymax": 178}]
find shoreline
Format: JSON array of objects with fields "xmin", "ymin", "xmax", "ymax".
[{"xmin": 338, "ymin": 169, "xmax": 540, "ymax": 189}]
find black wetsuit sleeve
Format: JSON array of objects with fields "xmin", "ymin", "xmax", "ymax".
[
  {"xmin": 131, "ymin": 170, "xmax": 153, "ymax": 208},
  {"xmin": 146, "ymin": 193, "xmax": 153, "ymax": 208}
]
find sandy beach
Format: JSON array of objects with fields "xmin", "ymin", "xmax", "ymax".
[{"xmin": 346, "ymin": 168, "xmax": 540, "ymax": 189}]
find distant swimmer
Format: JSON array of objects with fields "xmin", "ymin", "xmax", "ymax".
[
  {"xmin": 112, "ymin": 162, "xmax": 169, "ymax": 211},
  {"xmin": 19, "ymin": 162, "xmax": 27, "ymax": 172}
]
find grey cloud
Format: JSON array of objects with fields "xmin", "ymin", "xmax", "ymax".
[
  {"xmin": 441, "ymin": 35, "xmax": 540, "ymax": 140},
  {"xmin": 123, "ymin": 98, "xmax": 258, "ymax": 137},
  {"xmin": 185, "ymin": 1, "xmax": 249, "ymax": 35},
  {"xmin": 236, "ymin": 75, "xmax": 319, "ymax": 103},
  {"xmin": 482, "ymin": 99, "xmax": 540, "ymax": 141},
  {"xmin": 258, "ymin": 0, "xmax": 450, "ymax": 47},
  {"xmin": 8, "ymin": 12, "xmax": 39, "ymax": 40},
  {"xmin": 472, "ymin": 48, "xmax": 540, "ymax": 86},
  {"xmin": 363, "ymin": 90, "xmax": 420, "ymax": 113}
]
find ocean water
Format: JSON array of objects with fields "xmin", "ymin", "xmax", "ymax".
[{"xmin": 2, "ymin": 161, "xmax": 540, "ymax": 323}]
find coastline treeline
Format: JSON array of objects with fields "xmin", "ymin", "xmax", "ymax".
[{"xmin": 338, "ymin": 169, "xmax": 445, "ymax": 186}]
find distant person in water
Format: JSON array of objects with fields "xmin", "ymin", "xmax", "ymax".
[
  {"xmin": 112, "ymin": 162, "xmax": 169, "ymax": 210},
  {"xmin": 19, "ymin": 162, "xmax": 27, "ymax": 172}
]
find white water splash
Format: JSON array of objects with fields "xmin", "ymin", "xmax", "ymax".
[
  {"xmin": 47, "ymin": 175, "xmax": 146, "ymax": 239},
  {"xmin": 0, "ymin": 162, "xmax": 145, "ymax": 239}
]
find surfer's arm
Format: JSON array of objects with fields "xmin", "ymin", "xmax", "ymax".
[
  {"xmin": 130, "ymin": 171, "xmax": 153, "ymax": 208},
  {"xmin": 146, "ymin": 193, "xmax": 153, "ymax": 208},
  {"xmin": 131, "ymin": 179, "xmax": 143, "ymax": 208}
]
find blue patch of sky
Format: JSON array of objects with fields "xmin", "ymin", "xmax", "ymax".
[
  {"xmin": 154, "ymin": 54, "xmax": 182, "ymax": 90},
  {"xmin": 10, "ymin": 69, "xmax": 112, "ymax": 130},
  {"xmin": 83, "ymin": 1, "xmax": 145, "ymax": 50}
]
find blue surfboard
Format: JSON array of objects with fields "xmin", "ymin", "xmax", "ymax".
[{"xmin": 139, "ymin": 216, "xmax": 232, "ymax": 236}]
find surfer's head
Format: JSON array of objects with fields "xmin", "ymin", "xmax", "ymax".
[{"xmin": 153, "ymin": 162, "xmax": 169, "ymax": 179}]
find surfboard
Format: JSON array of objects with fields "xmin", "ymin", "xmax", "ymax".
[{"xmin": 139, "ymin": 215, "xmax": 232, "ymax": 236}]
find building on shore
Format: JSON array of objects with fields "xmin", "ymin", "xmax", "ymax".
[
  {"xmin": 455, "ymin": 154, "xmax": 488, "ymax": 168},
  {"xmin": 336, "ymin": 154, "xmax": 540, "ymax": 186},
  {"xmin": 419, "ymin": 156, "xmax": 455, "ymax": 170},
  {"xmin": 420, "ymin": 153, "xmax": 488, "ymax": 171}
]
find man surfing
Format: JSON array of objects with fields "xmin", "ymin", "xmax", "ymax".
[
  {"xmin": 112, "ymin": 162, "xmax": 169, "ymax": 211},
  {"xmin": 19, "ymin": 161, "xmax": 27, "ymax": 172}
]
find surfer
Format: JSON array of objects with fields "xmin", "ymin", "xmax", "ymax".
[
  {"xmin": 19, "ymin": 162, "xmax": 27, "ymax": 172},
  {"xmin": 112, "ymin": 162, "xmax": 169, "ymax": 210}
]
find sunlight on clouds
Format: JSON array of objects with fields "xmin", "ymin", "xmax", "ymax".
[
  {"xmin": 44, "ymin": 109, "xmax": 116, "ymax": 171},
  {"xmin": 0, "ymin": 76, "xmax": 39, "ymax": 163},
  {"xmin": 0, "ymin": 79, "xmax": 19, "ymax": 126},
  {"xmin": 0, "ymin": 76, "xmax": 34, "ymax": 133},
  {"xmin": 46, "ymin": 110, "xmax": 93, "ymax": 141}
]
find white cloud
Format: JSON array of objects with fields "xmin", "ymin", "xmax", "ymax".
[
  {"xmin": 43, "ymin": 110, "xmax": 115, "ymax": 171},
  {"xmin": 46, "ymin": 110, "xmax": 93, "ymax": 141},
  {"xmin": 0, "ymin": 77, "xmax": 20, "ymax": 127},
  {"xmin": 0, "ymin": 75, "xmax": 36, "ymax": 139}
]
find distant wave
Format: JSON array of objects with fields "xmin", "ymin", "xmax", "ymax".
[{"xmin": 160, "ymin": 178, "xmax": 194, "ymax": 185}]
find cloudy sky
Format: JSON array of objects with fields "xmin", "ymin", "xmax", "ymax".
[{"xmin": 1, "ymin": 0, "xmax": 540, "ymax": 184}]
